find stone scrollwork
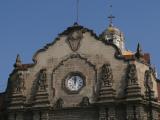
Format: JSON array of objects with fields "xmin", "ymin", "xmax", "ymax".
[
  {"xmin": 38, "ymin": 69, "xmax": 47, "ymax": 91},
  {"xmin": 144, "ymin": 69, "xmax": 153, "ymax": 90},
  {"xmin": 126, "ymin": 64, "xmax": 138, "ymax": 86},
  {"xmin": 14, "ymin": 72, "xmax": 25, "ymax": 93},
  {"xmin": 101, "ymin": 63, "xmax": 113, "ymax": 87},
  {"xmin": 67, "ymin": 30, "xmax": 83, "ymax": 52}
]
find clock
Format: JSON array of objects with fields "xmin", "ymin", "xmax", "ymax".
[{"xmin": 64, "ymin": 73, "xmax": 85, "ymax": 93}]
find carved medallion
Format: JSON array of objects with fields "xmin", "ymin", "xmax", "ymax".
[
  {"xmin": 126, "ymin": 64, "xmax": 138, "ymax": 86},
  {"xmin": 67, "ymin": 30, "xmax": 83, "ymax": 51}
]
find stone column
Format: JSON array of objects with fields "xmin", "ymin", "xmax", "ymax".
[
  {"xmin": 108, "ymin": 107, "xmax": 116, "ymax": 120},
  {"xmin": 99, "ymin": 107, "xmax": 106, "ymax": 120},
  {"xmin": 41, "ymin": 112, "xmax": 49, "ymax": 120},
  {"xmin": 16, "ymin": 113, "xmax": 23, "ymax": 120},
  {"xmin": 33, "ymin": 112, "xmax": 40, "ymax": 120},
  {"xmin": 126, "ymin": 105, "xmax": 146, "ymax": 120}
]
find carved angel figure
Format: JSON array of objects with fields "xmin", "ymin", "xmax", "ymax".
[
  {"xmin": 101, "ymin": 63, "xmax": 113, "ymax": 87},
  {"xmin": 127, "ymin": 64, "xmax": 138, "ymax": 86}
]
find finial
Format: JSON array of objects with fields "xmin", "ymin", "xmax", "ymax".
[
  {"xmin": 14, "ymin": 54, "xmax": 22, "ymax": 68},
  {"xmin": 135, "ymin": 43, "xmax": 143, "ymax": 59},
  {"xmin": 108, "ymin": 5, "xmax": 115, "ymax": 26}
]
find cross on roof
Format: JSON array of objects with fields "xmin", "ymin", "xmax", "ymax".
[{"xmin": 108, "ymin": 14, "xmax": 115, "ymax": 25}]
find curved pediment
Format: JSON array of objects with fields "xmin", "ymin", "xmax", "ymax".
[{"xmin": 32, "ymin": 23, "xmax": 124, "ymax": 65}]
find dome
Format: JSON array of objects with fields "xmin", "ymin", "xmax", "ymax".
[
  {"xmin": 101, "ymin": 24, "xmax": 122, "ymax": 38},
  {"xmin": 99, "ymin": 24, "xmax": 125, "ymax": 51}
]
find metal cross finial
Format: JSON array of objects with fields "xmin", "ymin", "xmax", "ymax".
[
  {"xmin": 108, "ymin": 14, "xmax": 115, "ymax": 25},
  {"xmin": 108, "ymin": 5, "xmax": 115, "ymax": 26}
]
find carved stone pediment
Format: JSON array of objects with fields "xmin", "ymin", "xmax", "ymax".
[{"xmin": 67, "ymin": 30, "xmax": 83, "ymax": 52}]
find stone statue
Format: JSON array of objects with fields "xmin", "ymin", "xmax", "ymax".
[
  {"xmin": 101, "ymin": 63, "xmax": 113, "ymax": 87},
  {"xmin": 80, "ymin": 97, "xmax": 90, "ymax": 106},
  {"xmin": 14, "ymin": 72, "xmax": 25, "ymax": 93},
  {"xmin": 144, "ymin": 70, "xmax": 153, "ymax": 90},
  {"xmin": 55, "ymin": 98, "xmax": 64, "ymax": 109},
  {"xmin": 126, "ymin": 64, "xmax": 138, "ymax": 86},
  {"xmin": 38, "ymin": 69, "xmax": 47, "ymax": 91}
]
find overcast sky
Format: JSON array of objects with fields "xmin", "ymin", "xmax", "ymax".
[{"xmin": 0, "ymin": 0, "xmax": 160, "ymax": 92}]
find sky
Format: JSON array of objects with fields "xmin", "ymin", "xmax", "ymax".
[{"xmin": 0, "ymin": 0, "xmax": 160, "ymax": 92}]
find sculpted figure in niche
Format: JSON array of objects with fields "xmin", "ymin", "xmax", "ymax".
[
  {"xmin": 101, "ymin": 63, "xmax": 113, "ymax": 87},
  {"xmin": 144, "ymin": 69, "xmax": 153, "ymax": 90},
  {"xmin": 55, "ymin": 98, "xmax": 64, "ymax": 109},
  {"xmin": 80, "ymin": 97, "xmax": 90, "ymax": 106},
  {"xmin": 126, "ymin": 64, "xmax": 138, "ymax": 86},
  {"xmin": 38, "ymin": 69, "xmax": 47, "ymax": 91},
  {"xmin": 14, "ymin": 72, "xmax": 25, "ymax": 93}
]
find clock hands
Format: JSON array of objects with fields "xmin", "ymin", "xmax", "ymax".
[{"xmin": 73, "ymin": 76, "xmax": 77, "ymax": 86}]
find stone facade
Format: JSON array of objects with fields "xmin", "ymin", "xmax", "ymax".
[{"xmin": 0, "ymin": 23, "xmax": 160, "ymax": 120}]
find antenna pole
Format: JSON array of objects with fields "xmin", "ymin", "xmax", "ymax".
[{"xmin": 76, "ymin": 0, "xmax": 79, "ymax": 24}]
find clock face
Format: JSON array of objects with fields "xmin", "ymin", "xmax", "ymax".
[{"xmin": 66, "ymin": 75, "xmax": 84, "ymax": 92}]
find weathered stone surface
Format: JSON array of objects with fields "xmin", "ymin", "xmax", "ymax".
[{"xmin": 0, "ymin": 24, "xmax": 159, "ymax": 120}]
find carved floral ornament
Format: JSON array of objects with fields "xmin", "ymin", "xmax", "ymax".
[
  {"xmin": 126, "ymin": 64, "xmax": 138, "ymax": 86},
  {"xmin": 101, "ymin": 63, "xmax": 113, "ymax": 87},
  {"xmin": 67, "ymin": 30, "xmax": 83, "ymax": 51}
]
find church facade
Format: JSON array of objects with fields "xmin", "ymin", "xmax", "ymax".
[{"xmin": 0, "ymin": 22, "xmax": 160, "ymax": 120}]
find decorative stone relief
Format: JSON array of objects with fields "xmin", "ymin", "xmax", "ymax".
[
  {"xmin": 101, "ymin": 63, "xmax": 113, "ymax": 87},
  {"xmin": 38, "ymin": 69, "xmax": 47, "ymax": 91},
  {"xmin": 79, "ymin": 97, "xmax": 90, "ymax": 106},
  {"xmin": 126, "ymin": 64, "xmax": 138, "ymax": 86},
  {"xmin": 67, "ymin": 30, "xmax": 83, "ymax": 51},
  {"xmin": 55, "ymin": 98, "xmax": 64, "ymax": 109},
  {"xmin": 144, "ymin": 69, "xmax": 153, "ymax": 90},
  {"xmin": 13, "ymin": 72, "xmax": 25, "ymax": 93}
]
